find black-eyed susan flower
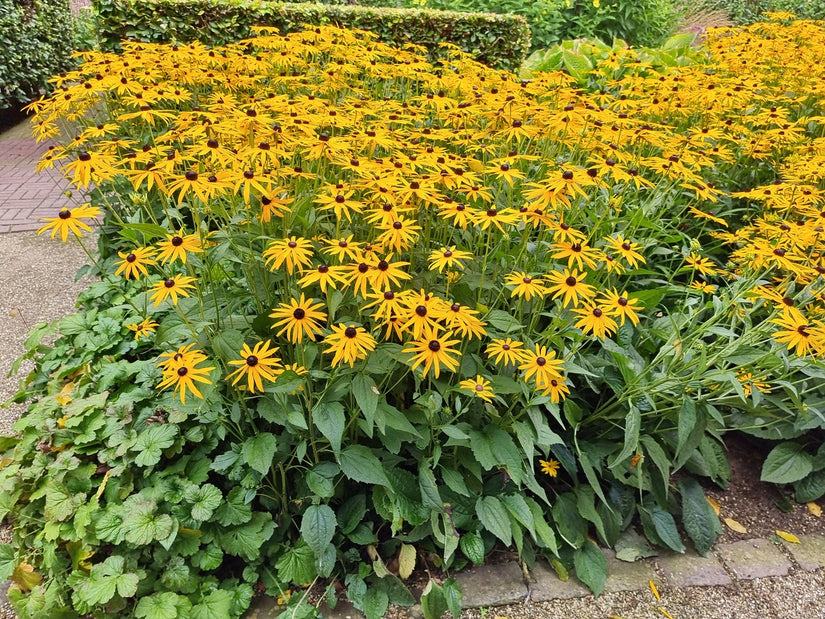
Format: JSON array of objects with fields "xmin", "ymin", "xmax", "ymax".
[
  {"xmin": 37, "ymin": 204, "xmax": 101, "ymax": 242},
  {"xmin": 403, "ymin": 326, "xmax": 461, "ymax": 379},
  {"xmin": 603, "ymin": 235, "xmax": 646, "ymax": 269},
  {"xmin": 458, "ymin": 375, "xmax": 494, "ymax": 402},
  {"xmin": 156, "ymin": 230, "xmax": 204, "ymax": 264},
  {"xmin": 114, "ymin": 246, "xmax": 157, "ymax": 279},
  {"xmin": 443, "ymin": 302, "xmax": 487, "ymax": 339},
  {"xmin": 473, "ymin": 207, "xmax": 518, "ymax": 233},
  {"xmin": 367, "ymin": 256, "xmax": 411, "ymax": 291},
  {"xmin": 685, "ymin": 252, "xmax": 719, "ymax": 276},
  {"xmin": 539, "ymin": 458, "xmax": 560, "ymax": 477},
  {"xmin": 269, "ymin": 294, "xmax": 327, "ymax": 344},
  {"xmin": 541, "ymin": 376, "xmax": 570, "ymax": 403},
  {"xmin": 125, "ymin": 317, "xmax": 159, "ymax": 341},
  {"xmin": 361, "ymin": 289, "xmax": 410, "ymax": 322},
  {"xmin": 322, "ymin": 235, "xmax": 363, "ymax": 263},
  {"xmin": 545, "ymin": 268, "xmax": 597, "ymax": 308},
  {"xmin": 375, "ymin": 217, "xmax": 421, "ymax": 252},
  {"xmin": 573, "ymin": 303, "xmax": 618, "ymax": 339},
  {"xmin": 504, "ymin": 271, "xmax": 548, "ymax": 301},
  {"xmin": 770, "ymin": 309, "xmax": 825, "ymax": 357},
  {"xmin": 227, "ymin": 340, "xmax": 282, "ymax": 393},
  {"xmin": 486, "ymin": 337, "xmax": 526, "ymax": 366},
  {"xmin": 599, "ymin": 289, "xmax": 643, "ymax": 326},
  {"xmin": 519, "ymin": 344, "xmax": 564, "ymax": 389},
  {"xmin": 323, "ymin": 324, "xmax": 377, "ymax": 367},
  {"xmin": 297, "ymin": 264, "xmax": 347, "ymax": 293},
  {"xmin": 263, "ymin": 237, "xmax": 314, "ymax": 275},
  {"xmin": 428, "ymin": 246, "xmax": 473, "ymax": 272},
  {"xmin": 401, "ymin": 290, "xmax": 449, "ymax": 339},
  {"xmin": 150, "ymin": 275, "xmax": 197, "ymax": 306},
  {"xmin": 156, "ymin": 344, "xmax": 214, "ymax": 404},
  {"xmin": 551, "ymin": 239, "xmax": 603, "ymax": 270}
]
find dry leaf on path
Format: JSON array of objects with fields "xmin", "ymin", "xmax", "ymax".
[
  {"xmin": 807, "ymin": 502, "xmax": 822, "ymax": 517},
  {"xmin": 706, "ymin": 496, "xmax": 721, "ymax": 515},
  {"xmin": 776, "ymin": 530, "xmax": 800, "ymax": 543},
  {"xmin": 724, "ymin": 517, "xmax": 748, "ymax": 534}
]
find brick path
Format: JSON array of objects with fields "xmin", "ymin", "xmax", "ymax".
[{"xmin": 0, "ymin": 119, "xmax": 82, "ymax": 234}]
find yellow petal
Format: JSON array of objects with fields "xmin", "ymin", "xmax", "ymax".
[
  {"xmin": 724, "ymin": 518, "xmax": 748, "ymax": 534},
  {"xmin": 649, "ymin": 579, "xmax": 661, "ymax": 601},
  {"xmin": 776, "ymin": 530, "xmax": 800, "ymax": 543},
  {"xmin": 706, "ymin": 496, "xmax": 721, "ymax": 516},
  {"xmin": 658, "ymin": 608, "xmax": 675, "ymax": 619},
  {"xmin": 807, "ymin": 502, "xmax": 822, "ymax": 517}
]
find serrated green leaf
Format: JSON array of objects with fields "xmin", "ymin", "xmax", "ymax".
[
  {"xmin": 443, "ymin": 578, "xmax": 462, "ymax": 618},
  {"xmin": 241, "ymin": 433, "xmax": 278, "ymax": 475},
  {"xmin": 573, "ymin": 540, "xmax": 607, "ymax": 596},
  {"xmin": 609, "ymin": 406, "xmax": 640, "ymax": 469},
  {"xmin": 275, "ymin": 542, "xmax": 317, "ymax": 585},
  {"xmin": 418, "ymin": 466, "xmax": 443, "ymax": 512},
  {"xmin": 0, "ymin": 544, "xmax": 16, "ymax": 581},
  {"xmin": 217, "ymin": 513, "xmax": 275, "ymax": 561},
  {"xmin": 338, "ymin": 446, "xmax": 390, "ymax": 486},
  {"xmin": 647, "ymin": 505, "xmax": 685, "ymax": 553},
  {"xmin": 301, "ymin": 504, "xmax": 336, "ymax": 556},
  {"xmin": 460, "ymin": 532, "xmax": 485, "ymax": 565},
  {"xmin": 362, "ymin": 588, "xmax": 389, "ymax": 619},
  {"xmin": 191, "ymin": 590, "xmax": 233, "ymax": 619},
  {"xmin": 214, "ymin": 487, "xmax": 252, "ymax": 526},
  {"xmin": 794, "ymin": 470, "xmax": 825, "ymax": 502},
  {"xmin": 677, "ymin": 396, "xmax": 697, "ymax": 460},
  {"xmin": 678, "ymin": 477, "xmax": 720, "ymax": 556},
  {"xmin": 135, "ymin": 591, "xmax": 180, "ymax": 619},
  {"xmin": 186, "ymin": 483, "xmax": 222, "ymax": 522},
  {"xmin": 420, "ymin": 580, "xmax": 448, "ymax": 619},
  {"xmin": 552, "ymin": 493, "xmax": 586, "ymax": 549},
  {"xmin": 352, "ymin": 373, "xmax": 380, "ymax": 423},
  {"xmin": 761, "ymin": 442, "xmax": 813, "ymax": 484},
  {"xmin": 475, "ymin": 496, "xmax": 511, "ymax": 546},
  {"xmin": 314, "ymin": 401, "xmax": 346, "ymax": 453},
  {"xmin": 133, "ymin": 424, "xmax": 178, "ymax": 467}
]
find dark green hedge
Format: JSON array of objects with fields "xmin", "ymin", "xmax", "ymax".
[
  {"xmin": 92, "ymin": 0, "xmax": 531, "ymax": 71},
  {"xmin": 0, "ymin": 0, "xmax": 75, "ymax": 109}
]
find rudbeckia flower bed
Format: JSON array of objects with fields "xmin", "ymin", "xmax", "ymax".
[{"xmin": 3, "ymin": 14, "xmax": 825, "ymax": 618}]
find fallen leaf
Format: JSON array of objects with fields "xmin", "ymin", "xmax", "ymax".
[
  {"xmin": 724, "ymin": 517, "xmax": 748, "ymax": 534},
  {"xmin": 706, "ymin": 496, "xmax": 721, "ymax": 516},
  {"xmin": 11, "ymin": 562, "xmax": 41, "ymax": 592},
  {"xmin": 649, "ymin": 579, "xmax": 660, "ymax": 601},
  {"xmin": 398, "ymin": 543, "xmax": 415, "ymax": 580},
  {"xmin": 807, "ymin": 502, "xmax": 822, "ymax": 517},
  {"xmin": 776, "ymin": 530, "xmax": 800, "ymax": 543}
]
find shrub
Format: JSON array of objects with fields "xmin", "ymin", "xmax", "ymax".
[
  {"xmin": 92, "ymin": 0, "xmax": 531, "ymax": 72},
  {"xmin": 5, "ymin": 16, "xmax": 825, "ymax": 619},
  {"xmin": 0, "ymin": 0, "xmax": 75, "ymax": 109}
]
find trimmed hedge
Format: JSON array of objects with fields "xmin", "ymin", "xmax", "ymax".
[
  {"xmin": 0, "ymin": 0, "xmax": 75, "ymax": 109},
  {"xmin": 92, "ymin": 0, "xmax": 531, "ymax": 71}
]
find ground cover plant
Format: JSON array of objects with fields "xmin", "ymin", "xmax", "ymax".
[{"xmin": 2, "ymin": 14, "xmax": 825, "ymax": 618}]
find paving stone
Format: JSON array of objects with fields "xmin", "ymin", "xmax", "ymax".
[
  {"xmin": 657, "ymin": 548, "xmax": 732, "ymax": 587},
  {"xmin": 244, "ymin": 595, "xmax": 283, "ymax": 619},
  {"xmin": 716, "ymin": 538, "xmax": 791, "ymax": 580},
  {"xmin": 602, "ymin": 548, "xmax": 661, "ymax": 594},
  {"xmin": 781, "ymin": 534, "xmax": 825, "ymax": 571},
  {"xmin": 528, "ymin": 560, "xmax": 590, "ymax": 602},
  {"xmin": 455, "ymin": 561, "xmax": 528, "ymax": 608},
  {"xmin": 320, "ymin": 600, "xmax": 366, "ymax": 619}
]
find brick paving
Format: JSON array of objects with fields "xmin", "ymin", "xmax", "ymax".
[{"xmin": 0, "ymin": 118, "xmax": 83, "ymax": 234}]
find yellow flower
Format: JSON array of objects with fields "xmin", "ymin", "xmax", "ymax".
[
  {"xmin": 539, "ymin": 459, "xmax": 560, "ymax": 477},
  {"xmin": 519, "ymin": 345, "xmax": 564, "ymax": 389},
  {"xmin": 156, "ymin": 344, "xmax": 215, "ymax": 404},
  {"xmin": 227, "ymin": 340, "xmax": 282, "ymax": 393},
  {"xmin": 269, "ymin": 294, "xmax": 327, "ymax": 344},
  {"xmin": 573, "ymin": 303, "xmax": 618, "ymax": 339},
  {"xmin": 545, "ymin": 269, "xmax": 597, "ymax": 308},
  {"xmin": 126, "ymin": 318, "xmax": 159, "ymax": 341},
  {"xmin": 155, "ymin": 230, "xmax": 204, "ymax": 264},
  {"xmin": 428, "ymin": 246, "xmax": 473, "ymax": 272},
  {"xmin": 504, "ymin": 271, "xmax": 548, "ymax": 301},
  {"xmin": 263, "ymin": 237, "xmax": 315, "ymax": 275},
  {"xmin": 486, "ymin": 338, "xmax": 526, "ymax": 366},
  {"xmin": 114, "ymin": 246, "xmax": 157, "ymax": 279},
  {"xmin": 403, "ymin": 326, "xmax": 461, "ymax": 379},
  {"xmin": 458, "ymin": 375, "xmax": 495, "ymax": 402},
  {"xmin": 37, "ymin": 204, "xmax": 101, "ymax": 242},
  {"xmin": 150, "ymin": 275, "xmax": 197, "ymax": 307},
  {"xmin": 323, "ymin": 324, "xmax": 377, "ymax": 367}
]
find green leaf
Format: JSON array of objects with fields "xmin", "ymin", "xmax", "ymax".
[
  {"xmin": 301, "ymin": 504, "xmax": 336, "ymax": 556},
  {"xmin": 338, "ymin": 446, "xmax": 390, "ymax": 486},
  {"xmin": 135, "ymin": 591, "xmax": 180, "ymax": 619},
  {"xmin": 122, "ymin": 503, "xmax": 174, "ymax": 546},
  {"xmin": 794, "ymin": 470, "xmax": 825, "ymax": 502},
  {"xmin": 191, "ymin": 590, "xmax": 233, "ymax": 619},
  {"xmin": 185, "ymin": 483, "xmax": 222, "ymax": 522},
  {"xmin": 527, "ymin": 498, "xmax": 559, "ymax": 554},
  {"xmin": 418, "ymin": 465, "xmax": 443, "ymax": 512},
  {"xmin": 678, "ymin": 478, "xmax": 720, "ymax": 556},
  {"xmin": 217, "ymin": 513, "xmax": 276, "ymax": 561},
  {"xmin": 647, "ymin": 505, "xmax": 685, "ymax": 553},
  {"xmin": 44, "ymin": 481, "xmax": 77, "ymax": 522},
  {"xmin": 552, "ymin": 493, "xmax": 586, "ymax": 549},
  {"xmin": 352, "ymin": 373, "xmax": 380, "ymax": 422},
  {"xmin": 420, "ymin": 580, "xmax": 448, "ymax": 619},
  {"xmin": 501, "ymin": 493, "xmax": 536, "ymax": 539},
  {"xmin": 761, "ymin": 442, "xmax": 813, "ymax": 484},
  {"xmin": 313, "ymin": 401, "xmax": 346, "ymax": 453},
  {"xmin": 305, "ymin": 462, "xmax": 339, "ymax": 499},
  {"xmin": 676, "ymin": 396, "xmax": 697, "ymax": 460},
  {"xmin": 338, "ymin": 494, "xmax": 367, "ymax": 535},
  {"xmin": 0, "ymin": 544, "xmax": 15, "ymax": 581},
  {"xmin": 609, "ymin": 406, "xmax": 640, "ymax": 469},
  {"xmin": 133, "ymin": 424, "xmax": 178, "ymax": 467},
  {"xmin": 475, "ymin": 496, "xmax": 512, "ymax": 546},
  {"xmin": 460, "ymin": 532, "xmax": 485, "ymax": 565},
  {"xmin": 485, "ymin": 309, "xmax": 523, "ymax": 332},
  {"xmin": 241, "ymin": 433, "xmax": 278, "ymax": 475},
  {"xmin": 362, "ymin": 588, "xmax": 389, "ymax": 619},
  {"xmin": 573, "ymin": 540, "xmax": 607, "ymax": 596},
  {"xmin": 215, "ymin": 487, "xmax": 252, "ymax": 526},
  {"xmin": 275, "ymin": 542, "xmax": 317, "ymax": 585},
  {"xmin": 443, "ymin": 578, "xmax": 462, "ymax": 618}
]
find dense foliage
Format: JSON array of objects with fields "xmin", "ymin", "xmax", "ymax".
[
  {"xmin": 292, "ymin": 0, "xmax": 677, "ymax": 50},
  {"xmin": 91, "ymin": 0, "xmax": 531, "ymax": 72},
  {"xmin": 0, "ymin": 0, "xmax": 74, "ymax": 109},
  {"xmin": 4, "ymin": 14, "xmax": 825, "ymax": 619},
  {"xmin": 690, "ymin": 0, "xmax": 825, "ymax": 24}
]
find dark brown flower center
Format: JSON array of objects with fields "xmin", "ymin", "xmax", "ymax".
[
  {"xmin": 345, "ymin": 326, "xmax": 357, "ymax": 338},
  {"xmin": 288, "ymin": 241, "xmax": 297, "ymax": 248},
  {"xmin": 428, "ymin": 340, "xmax": 441, "ymax": 352},
  {"xmin": 475, "ymin": 384, "xmax": 484, "ymax": 391},
  {"xmin": 451, "ymin": 303, "xmax": 461, "ymax": 312},
  {"xmin": 443, "ymin": 250, "xmax": 453, "ymax": 258},
  {"xmin": 536, "ymin": 357, "xmax": 546, "ymax": 366},
  {"xmin": 79, "ymin": 152, "xmax": 91, "ymax": 161},
  {"xmin": 378, "ymin": 260, "xmax": 389, "ymax": 271},
  {"xmin": 126, "ymin": 253, "xmax": 136, "ymax": 263},
  {"xmin": 318, "ymin": 264, "xmax": 329, "ymax": 274},
  {"xmin": 171, "ymin": 236, "xmax": 183, "ymax": 246},
  {"xmin": 185, "ymin": 170, "xmax": 198, "ymax": 181},
  {"xmin": 393, "ymin": 221, "xmax": 403, "ymax": 230},
  {"xmin": 358, "ymin": 263, "xmax": 369, "ymax": 273},
  {"xmin": 415, "ymin": 305, "xmax": 427, "ymax": 317},
  {"xmin": 523, "ymin": 277, "xmax": 532, "ymax": 284},
  {"xmin": 593, "ymin": 308, "xmax": 603, "ymax": 317},
  {"xmin": 621, "ymin": 242, "xmax": 631, "ymax": 251},
  {"xmin": 58, "ymin": 209, "xmax": 71, "ymax": 220},
  {"xmin": 774, "ymin": 248, "xmax": 786, "ymax": 257},
  {"xmin": 293, "ymin": 308, "xmax": 305, "ymax": 319},
  {"xmin": 177, "ymin": 367, "xmax": 188, "ymax": 376},
  {"xmin": 502, "ymin": 344, "xmax": 510, "ymax": 351},
  {"xmin": 164, "ymin": 279, "xmax": 175, "ymax": 288},
  {"xmin": 566, "ymin": 276, "xmax": 577, "ymax": 286},
  {"xmin": 618, "ymin": 297, "xmax": 628, "ymax": 306},
  {"xmin": 335, "ymin": 194, "xmax": 345, "ymax": 203},
  {"xmin": 246, "ymin": 355, "xmax": 259, "ymax": 366}
]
